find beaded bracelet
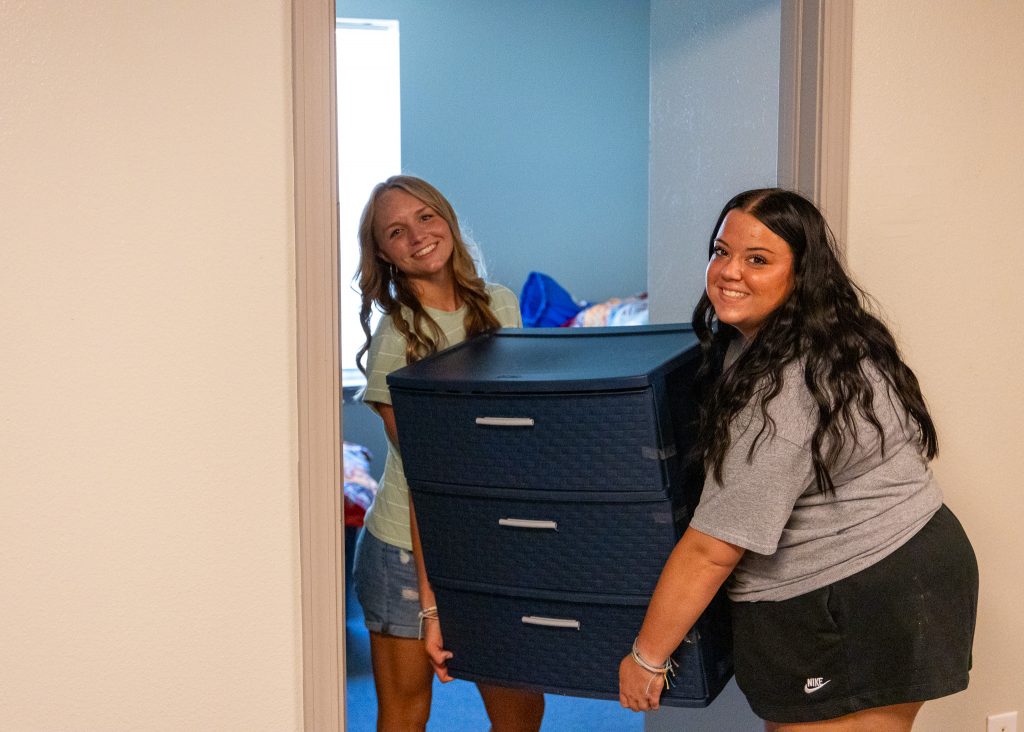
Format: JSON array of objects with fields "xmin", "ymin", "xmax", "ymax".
[
  {"xmin": 631, "ymin": 637, "xmax": 678, "ymax": 692},
  {"xmin": 417, "ymin": 605, "xmax": 439, "ymax": 640}
]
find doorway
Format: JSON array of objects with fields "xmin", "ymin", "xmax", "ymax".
[{"xmin": 292, "ymin": 1, "xmax": 853, "ymax": 729}]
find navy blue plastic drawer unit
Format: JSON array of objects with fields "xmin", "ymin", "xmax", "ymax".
[{"xmin": 387, "ymin": 324, "xmax": 732, "ymax": 707}]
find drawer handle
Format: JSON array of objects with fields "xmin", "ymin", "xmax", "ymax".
[
  {"xmin": 498, "ymin": 518, "xmax": 558, "ymax": 531},
  {"xmin": 521, "ymin": 616, "xmax": 580, "ymax": 630},
  {"xmin": 475, "ymin": 416, "xmax": 535, "ymax": 427}
]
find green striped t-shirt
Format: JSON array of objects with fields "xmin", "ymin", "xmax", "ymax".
[{"xmin": 361, "ymin": 283, "xmax": 521, "ymax": 550}]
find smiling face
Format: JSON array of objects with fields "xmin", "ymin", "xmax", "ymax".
[
  {"xmin": 706, "ymin": 209, "xmax": 795, "ymax": 340},
  {"xmin": 373, "ymin": 188, "xmax": 455, "ymax": 285}
]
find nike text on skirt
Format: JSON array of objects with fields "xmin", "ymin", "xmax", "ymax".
[{"xmin": 730, "ymin": 504, "xmax": 978, "ymax": 723}]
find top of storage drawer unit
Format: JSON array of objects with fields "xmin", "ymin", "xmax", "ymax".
[{"xmin": 387, "ymin": 324, "xmax": 700, "ymax": 393}]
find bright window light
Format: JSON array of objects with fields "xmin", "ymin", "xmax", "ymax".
[{"xmin": 337, "ymin": 18, "xmax": 401, "ymax": 385}]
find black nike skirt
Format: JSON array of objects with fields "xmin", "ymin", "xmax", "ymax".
[{"xmin": 730, "ymin": 504, "xmax": 978, "ymax": 723}]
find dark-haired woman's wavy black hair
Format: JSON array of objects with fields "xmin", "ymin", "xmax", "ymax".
[{"xmin": 692, "ymin": 188, "xmax": 937, "ymax": 494}]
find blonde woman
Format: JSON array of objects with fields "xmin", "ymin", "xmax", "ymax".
[{"xmin": 352, "ymin": 175, "xmax": 545, "ymax": 732}]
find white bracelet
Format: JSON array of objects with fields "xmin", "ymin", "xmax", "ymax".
[
  {"xmin": 631, "ymin": 637, "xmax": 678, "ymax": 689},
  {"xmin": 417, "ymin": 605, "xmax": 439, "ymax": 640}
]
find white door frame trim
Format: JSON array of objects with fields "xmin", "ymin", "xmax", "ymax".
[
  {"xmin": 293, "ymin": 0, "xmax": 344, "ymax": 730},
  {"xmin": 779, "ymin": 0, "xmax": 854, "ymax": 246}
]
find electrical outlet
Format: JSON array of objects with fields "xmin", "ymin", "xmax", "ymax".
[{"xmin": 988, "ymin": 711, "xmax": 1018, "ymax": 732}]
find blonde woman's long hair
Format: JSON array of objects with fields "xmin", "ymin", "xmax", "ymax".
[{"xmin": 355, "ymin": 175, "xmax": 502, "ymax": 374}]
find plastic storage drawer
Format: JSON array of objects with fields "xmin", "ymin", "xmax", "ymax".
[
  {"xmin": 411, "ymin": 484, "xmax": 682, "ymax": 595},
  {"xmin": 388, "ymin": 325, "xmax": 732, "ymax": 707},
  {"xmin": 389, "ymin": 389, "xmax": 669, "ymax": 491},
  {"xmin": 433, "ymin": 583, "xmax": 732, "ymax": 707}
]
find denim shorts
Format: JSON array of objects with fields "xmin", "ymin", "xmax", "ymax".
[{"xmin": 352, "ymin": 528, "xmax": 422, "ymax": 639}]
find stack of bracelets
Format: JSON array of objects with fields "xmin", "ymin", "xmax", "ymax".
[
  {"xmin": 417, "ymin": 605, "xmax": 439, "ymax": 640},
  {"xmin": 631, "ymin": 637, "xmax": 679, "ymax": 693}
]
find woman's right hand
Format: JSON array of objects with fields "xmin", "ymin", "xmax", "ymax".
[
  {"xmin": 423, "ymin": 618, "xmax": 454, "ymax": 682},
  {"xmin": 619, "ymin": 653, "xmax": 665, "ymax": 711}
]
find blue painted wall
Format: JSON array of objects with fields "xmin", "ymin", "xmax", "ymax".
[
  {"xmin": 337, "ymin": 0, "xmax": 651, "ymax": 303},
  {"xmin": 648, "ymin": 0, "xmax": 781, "ymax": 332}
]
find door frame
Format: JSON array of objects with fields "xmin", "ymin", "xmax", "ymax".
[
  {"xmin": 293, "ymin": 0, "xmax": 344, "ymax": 730},
  {"xmin": 289, "ymin": 1, "xmax": 854, "ymax": 730},
  {"xmin": 778, "ymin": 0, "xmax": 854, "ymax": 247}
]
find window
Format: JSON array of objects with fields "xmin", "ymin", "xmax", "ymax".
[{"xmin": 336, "ymin": 19, "xmax": 401, "ymax": 385}]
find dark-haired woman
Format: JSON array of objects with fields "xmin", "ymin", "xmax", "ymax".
[
  {"xmin": 618, "ymin": 189, "xmax": 977, "ymax": 731},
  {"xmin": 353, "ymin": 175, "xmax": 545, "ymax": 731}
]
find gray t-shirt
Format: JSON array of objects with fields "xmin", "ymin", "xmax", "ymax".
[{"xmin": 690, "ymin": 343, "xmax": 942, "ymax": 602}]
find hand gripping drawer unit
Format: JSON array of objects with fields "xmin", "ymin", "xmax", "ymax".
[{"xmin": 386, "ymin": 324, "xmax": 733, "ymax": 707}]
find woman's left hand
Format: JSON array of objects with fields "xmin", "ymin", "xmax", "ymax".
[
  {"xmin": 619, "ymin": 653, "xmax": 664, "ymax": 712},
  {"xmin": 423, "ymin": 618, "xmax": 454, "ymax": 683}
]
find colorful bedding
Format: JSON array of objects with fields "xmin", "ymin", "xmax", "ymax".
[{"xmin": 343, "ymin": 441, "xmax": 378, "ymax": 527}]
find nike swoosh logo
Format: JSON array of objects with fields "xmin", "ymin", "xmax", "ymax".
[{"xmin": 804, "ymin": 679, "xmax": 831, "ymax": 694}]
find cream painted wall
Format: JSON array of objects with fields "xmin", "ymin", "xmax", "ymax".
[
  {"xmin": 847, "ymin": 1, "xmax": 1024, "ymax": 728},
  {"xmin": 0, "ymin": 3, "xmax": 303, "ymax": 731}
]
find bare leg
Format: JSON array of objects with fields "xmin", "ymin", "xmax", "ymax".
[
  {"xmin": 477, "ymin": 683, "xmax": 545, "ymax": 732},
  {"xmin": 368, "ymin": 631, "xmax": 435, "ymax": 732},
  {"xmin": 765, "ymin": 701, "xmax": 924, "ymax": 732}
]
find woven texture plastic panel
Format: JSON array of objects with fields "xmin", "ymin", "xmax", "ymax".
[
  {"xmin": 435, "ymin": 586, "xmax": 728, "ymax": 706},
  {"xmin": 413, "ymin": 490, "xmax": 678, "ymax": 595},
  {"xmin": 392, "ymin": 389, "xmax": 666, "ymax": 491}
]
